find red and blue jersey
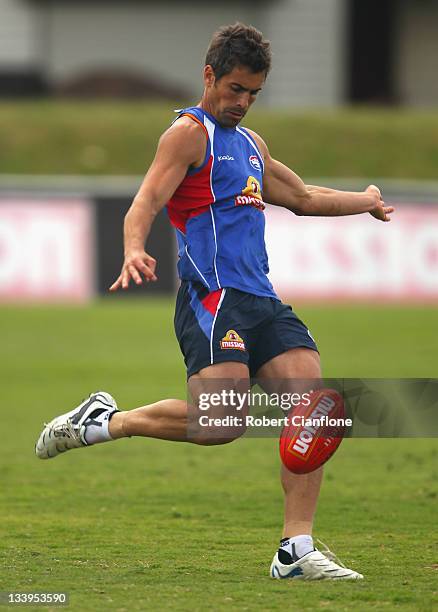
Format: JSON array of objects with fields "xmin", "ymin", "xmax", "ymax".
[{"xmin": 167, "ymin": 106, "xmax": 278, "ymax": 300}]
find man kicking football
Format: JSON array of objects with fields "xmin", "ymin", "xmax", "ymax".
[{"xmin": 36, "ymin": 23, "xmax": 394, "ymax": 580}]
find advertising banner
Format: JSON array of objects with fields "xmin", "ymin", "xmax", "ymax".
[
  {"xmin": 0, "ymin": 198, "xmax": 94, "ymax": 302},
  {"xmin": 265, "ymin": 204, "xmax": 438, "ymax": 301}
]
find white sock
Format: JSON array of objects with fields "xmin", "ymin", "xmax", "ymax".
[
  {"xmin": 280, "ymin": 534, "xmax": 314, "ymax": 561},
  {"xmin": 83, "ymin": 409, "xmax": 115, "ymax": 445}
]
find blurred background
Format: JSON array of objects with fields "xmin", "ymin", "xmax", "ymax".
[
  {"xmin": 1, "ymin": 5, "xmax": 437, "ymax": 608},
  {"xmin": 0, "ymin": 0, "xmax": 437, "ymax": 303}
]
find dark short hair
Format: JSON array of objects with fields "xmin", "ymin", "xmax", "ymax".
[{"xmin": 205, "ymin": 23, "xmax": 272, "ymax": 80}]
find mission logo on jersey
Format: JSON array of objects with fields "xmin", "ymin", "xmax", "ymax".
[{"xmin": 235, "ymin": 176, "xmax": 265, "ymax": 211}]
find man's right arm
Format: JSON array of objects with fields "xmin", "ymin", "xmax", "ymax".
[{"xmin": 110, "ymin": 118, "xmax": 206, "ymax": 291}]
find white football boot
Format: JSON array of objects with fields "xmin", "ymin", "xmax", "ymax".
[
  {"xmin": 270, "ymin": 539, "xmax": 364, "ymax": 581},
  {"xmin": 35, "ymin": 391, "xmax": 118, "ymax": 459}
]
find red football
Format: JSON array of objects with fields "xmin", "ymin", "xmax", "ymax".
[{"xmin": 280, "ymin": 388, "xmax": 346, "ymax": 474}]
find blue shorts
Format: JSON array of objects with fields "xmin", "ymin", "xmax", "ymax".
[{"xmin": 174, "ymin": 281, "xmax": 318, "ymax": 378}]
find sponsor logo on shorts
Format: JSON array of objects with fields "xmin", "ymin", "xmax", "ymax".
[
  {"xmin": 220, "ymin": 330, "xmax": 246, "ymax": 351},
  {"xmin": 235, "ymin": 176, "xmax": 265, "ymax": 211},
  {"xmin": 218, "ymin": 155, "xmax": 235, "ymax": 162},
  {"xmin": 249, "ymin": 155, "xmax": 261, "ymax": 171}
]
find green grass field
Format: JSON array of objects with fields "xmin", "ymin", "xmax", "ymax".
[
  {"xmin": 0, "ymin": 300, "xmax": 437, "ymax": 611},
  {"xmin": 1, "ymin": 102, "xmax": 438, "ymax": 179}
]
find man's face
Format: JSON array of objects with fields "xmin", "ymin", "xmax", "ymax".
[{"xmin": 204, "ymin": 65, "xmax": 266, "ymax": 128}]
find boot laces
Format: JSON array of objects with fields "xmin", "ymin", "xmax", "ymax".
[
  {"xmin": 315, "ymin": 538, "xmax": 347, "ymax": 569},
  {"xmin": 45, "ymin": 418, "xmax": 82, "ymax": 443}
]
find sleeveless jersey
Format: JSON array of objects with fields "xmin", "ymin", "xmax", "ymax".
[{"xmin": 166, "ymin": 106, "xmax": 278, "ymax": 300}]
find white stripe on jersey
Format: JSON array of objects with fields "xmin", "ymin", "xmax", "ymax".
[
  {"xmin": 236, "ymin": 127, "xmax": 265, "ymax": 173},
  {"xmin": 203, "ymin": 116, "xmax": 217, "ymax": 203},
  {"xmin": 204, "ymin": 115, "xmax": 221, "ymax": 288}
]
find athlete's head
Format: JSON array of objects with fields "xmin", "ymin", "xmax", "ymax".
[{"xmin": 202, "ymin": 23, "xmax": 272, "ymax": 128}]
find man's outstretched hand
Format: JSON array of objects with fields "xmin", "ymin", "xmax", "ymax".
[
  {"xmin": 109, "ymin": 250, "xmax": 157, "ymax": 291},
  {"xmin": 367, "ymin": 184, "xmax": 395, "ymax": 222}
]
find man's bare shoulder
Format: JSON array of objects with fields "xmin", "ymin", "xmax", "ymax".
[
  {"xmin": 158, "ymin": 115, "xmax": 207, "ymax": 167},
  {"xmin": 165, "ymin": 115, "xmax": 206, "ymax": 140}
]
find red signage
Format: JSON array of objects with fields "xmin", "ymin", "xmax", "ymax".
[
  {"xmin": 265, "ymin": 205, "xmax": 438, "ymax": 301},
  {"xmin": 0, "ymin": 199, "xmax": 94, "ymax": 302}
]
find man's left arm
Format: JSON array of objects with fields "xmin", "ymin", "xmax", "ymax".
[{"xmin": 247, "ymin": 130, "xmax": 394, "ymax": 222}]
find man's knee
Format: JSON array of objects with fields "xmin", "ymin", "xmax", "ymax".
[
  {"xmin": 192, "ymin": 429, "xmax": 246, "ymax": 446},
  {"xmin": 188, "ymin": 412, "xmax": 247, "ymax": 446},
  {"xmin": 256, "ymin": 347, "xmax": 321, "ymax": 381}
]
